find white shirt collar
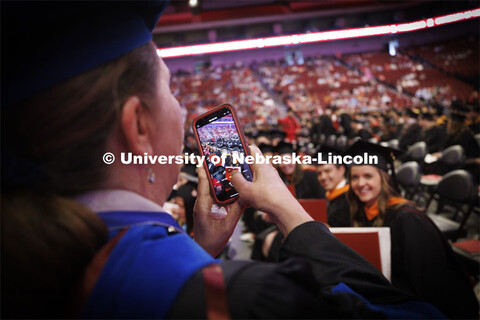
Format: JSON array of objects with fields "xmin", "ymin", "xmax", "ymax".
[
  {"xmin": 335, "ymin": 179, "xmax": 347, "ymax": 189},
  {"xmin": 75, "ymin": 189, "xmax": 164, "ymax": 213}
]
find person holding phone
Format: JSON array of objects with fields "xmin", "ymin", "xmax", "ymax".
[
  {"xmin": 345, "ymin": 141, "xmax": 479, "ymax": 319},
  {"xmin": 3, "ymin": 2, "xmax": 446, "ymax": 318}
]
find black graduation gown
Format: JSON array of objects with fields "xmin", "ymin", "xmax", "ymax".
[
  {"xmin": 168, "ymin": 222, "xmax": 443, "ymax": 319},
  {"xmin": 293, "ymin": 170, "xmax": 326, "ymax": 199},
  {"xmin": 327, "ymin": 191, "xmax": 352, "ymax": 227},
  {"xmin": 357, "ymin": 204, "xmax": 478, "ymax": 319},
  {"xmin": 443, "ymin": 129, "xmax": 479, "ymax": 160},
  {"xmin": 399, "ymin": 123, "xmax": 422, "ymax": 150},
  {"xmin": 251, "ymin": 170, "xmax": 326, "ymax": 261},
  {"xmin": 423, "ymin": 125, "xmax": 447, "ymax": 154}
]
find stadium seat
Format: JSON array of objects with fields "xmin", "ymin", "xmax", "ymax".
[
  {"xmin": 424, "ymin": 169, "xmax": 475, "ymax": 240},
  {"xmin": 396, "ymin": 161, "xmax": 421, "ymax": 200}
]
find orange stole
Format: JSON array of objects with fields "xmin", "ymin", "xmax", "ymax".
[
  {"xmin": 326, "ymin": 184, "xmax": 349, "ymax": 201},
  {"xmin": 365, "ymin": 197, "xmax": 407, "ymax": 221}
]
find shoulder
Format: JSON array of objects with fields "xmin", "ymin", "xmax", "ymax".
[
  {"xmin": 386, "ymin": 204, "xmax": 431, "ymax": 227},
  {"xmin": 83, "ymin": 225, "xmax": 215, "ymax": 318},
  {"xmin": 386, "ymin": 204, "xmax": 440, "ymax": 239}
]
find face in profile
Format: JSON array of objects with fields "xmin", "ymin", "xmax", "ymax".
[
  {"xmin": 350, "ymin": 165, "xmax": 382, "ymax": 207},
  {"xmin": 150, "ymin": 57, "xmax": 184, "ymax": 187},
  {"xmin": 317, "ymin": 164, "xmax": 345, "ymax": 191}
]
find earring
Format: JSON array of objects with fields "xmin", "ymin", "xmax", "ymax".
[{"xmin": 147, "ymin": 168, "xmax": 155, "ymax": 183}]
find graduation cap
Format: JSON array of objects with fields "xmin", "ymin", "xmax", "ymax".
[
  {"xmin": 317, "ymin": 145, "xmax": 344, "ymax": 166},
  {"xmin": 405, "ymin": 108, "xmax": 420, "ymax": 119},
  {"xmin": 450, "ymin": 99, "xmax": 470, "ymax": 114},
  {"xmin": 345, "ymin": 141, "xmax": 402, "ymax": 172},
  {"xmin": 256, "ymin": 130, "xmax": 271, "ymax": 139},
  {"xmin": 2, "ymin": 1, "xmax": 169, "ymax": 107},
  {"xmin": 275, "ymin": 141, "xmax": 295, "ymax": 155},
  {"xmin": 270, "ymin": 129, "xmax": 286, "ymax": 141},
  {"xmin": 345, "ymin": 141, "xmax": 403, "ymax": 192},
  {"xmin": 258, "ymin": 143, "xmax": 275, "ymax": 155},
  {"xmin": 449, "ymin": 112, "xmax": 467, "ymax": 123},
  {"xmin": 420, "ymin": 112, "xmax": 434, "ymax": 121},
  {"xmin": 317, "ymin": 145, "xmax": 342, "ymax": 156}
]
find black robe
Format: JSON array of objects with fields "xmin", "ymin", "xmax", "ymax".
[
  {"xmin": 327, "ymin": 191, "xmax": 352, "ymax": 227},
  {"xmin": 251, "ymin": 170, "xmax": 326, "ymax": 261},
  {"xmin": 292, "ymin": 170, "xmax": 326, "ymax": 199},
  {"xmin": 169, "ymin": 222, "xmax": 444, "ymax": 319},
  {"xmin": 443, "ymin": 129, "xmax": 479, "ymax": 160},
  {"xmin": 356, "ymin": 204, "xmax": 478, "ymax": 319},
  {"xmin": 399, "ymin": 123, "xmax": 422, "ymax": 151},
  {"xmin": 423, "ymin": 125, "xmax": 447, "ymax": 154}
]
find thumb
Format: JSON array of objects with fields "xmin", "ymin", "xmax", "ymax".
[{"xmin": 231, "ymin": 169, "xmax": 249, "ymax": 194}]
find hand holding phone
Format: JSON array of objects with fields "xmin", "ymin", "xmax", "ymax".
[
  {"xmin": 193, "ymin": 103, "xmax": 253, "ymax": 204},
  {"xmin": 193, "ymin": 145, "xmax": 313, "ymax": 256}
]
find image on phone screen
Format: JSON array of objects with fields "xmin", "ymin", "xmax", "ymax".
[{"xmin": 195, "ymin": 108, "xmax": 253, "ymax": 202}]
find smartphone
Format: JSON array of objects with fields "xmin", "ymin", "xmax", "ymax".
[{"xmin": 193, "ymin": 103, "xmax": 253, "ymax": 204}]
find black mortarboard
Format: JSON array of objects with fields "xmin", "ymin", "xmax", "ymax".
[
  {"xmin": 420, "ymin": 112, "xmax": 434, "ymax": 121},
  {"xmin": 345, "ymin": 141, "xmax": 403, "ymax": 192},
  {"xmin": 344, "ymin": 141, "xmax": 403, "ymax": 173},
  {"xmin": 256, "ymin": 131, "xmax": 271, "ymax": 139},
  {"xmin": 405, "ymin": 108, "xmax": 420, "ymax": 119},
  {"xmin": 258, "ymin": 143, "xmax": 275, "ymax": 154},
  {"xmin": 270, "ymin": 129, "xmax": 286, "ymax": 140},
  {"xmin": 317, "ymin": 145, "xmax": 343, "ymax": 166},
  {"xmin": 450, "ymin": 99, "xmax": 470, "ymax": 114},
  {"xmin": 2, "ymin": 1, "xmax": 169, "ymax": 107},
  {"xmin": 317, "ymin": 145, "xmax": 342, "ymax": 157},
  {"xmin": 180, "ymin": 164, "xmax": 198, "ymax": 184},
  {"xmin": 449, "ymin": 112, "xmax": 467, "ymax": 123},
  {"xmin": 275, "ymin": 141, "xmax": 294, "ymax": 155}
]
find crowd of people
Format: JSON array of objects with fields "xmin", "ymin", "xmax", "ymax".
[{"xmin": 2, "ymin": 1, "xmax": 479, "ymax": 319}]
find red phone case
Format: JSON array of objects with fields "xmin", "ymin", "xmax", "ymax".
[{"xmin": 192, "ymin": 103, "xmax": 252, "ymax": 205}]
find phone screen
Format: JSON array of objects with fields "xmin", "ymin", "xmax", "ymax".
[{"xmin": 194, "ymin": 106, "xmax": 253, "ymax": 203}]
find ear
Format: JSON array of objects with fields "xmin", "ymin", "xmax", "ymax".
[{"xmin": 120, "ymin": 96, "xmax": 153, "ymax": 155}]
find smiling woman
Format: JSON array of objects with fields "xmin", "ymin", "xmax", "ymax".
[{"xmin": 345, "ymin": 141, "xmax": 479, "ymax": 319}]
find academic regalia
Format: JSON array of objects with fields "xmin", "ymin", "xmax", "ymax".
[
  {"xmin": 311, "ymin": 115, "xmax": 337, "ymax": 145},
  {"xmin": 423, "ymin": 124, "xmax": 447, "ymax": 154},
  {"xmin": 443, "ymin": 128, "xmax": 479, "ymax": 160},
  {"xmin": 469, "ymin": 120, "xmax": 480, "ymax": 134},
  {"xmin": 77, "ymin": 190, "xmax": 445, "ymax": 319},
  {"xmin": 294, "ymin": 170, "xmax": 326, "ymax": 199},
  {"xmin": 276, "ymin": 142, "xmax": 326, "ymax": 199},
  {"xmin": 345, "ymin": 142, "xmax": 478, "ymax": 318},
  {"xmin": 252, "ymin": 169, "xmax": 325, "ymax": 261},
  {"xmin": 326, "ymin": 185, "xmax": 352, "ymax": 227},
  {"xmin": 171, "ymin": 222, "xmax": 444, "ymax": 319},
  {"xmin": 356, "ymin": 204, "xmax": 479, "ymax": 319},
  {"xmin": 241, "ymin": 207, "xmax": 273, "ymax": 235},
  {"xmin": 399, "ymin": 123, "xmax": 422, "ymax": 151}
]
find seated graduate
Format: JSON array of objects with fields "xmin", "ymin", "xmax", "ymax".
[
  {"xmin": 3, "ymin": 2, "xmax": 446, "ymax": 318},
  {"xmin": 167, "ymin": 164, "xmax": 198, "ymax": 235},
  {"xmin": 345, "ymin": 141, "xmax": 479, "ymax": 319},
  {"xmin": 276, "ymin": 141, "xmax": 326, "ymax": 199},
  {"xmin": 316, "ymin": 146, "xmax": 351, "ymax": 227},
  {"xmin": 251, "ymin": 141, "xmax": 326, "ymax": 261}
]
